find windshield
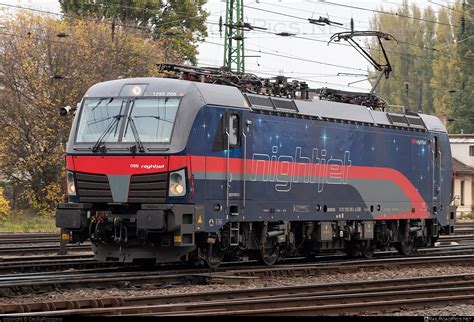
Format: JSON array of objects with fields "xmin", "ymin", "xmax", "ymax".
[
  {"xmin": 76, "ymin": 98, "xmax": 127, "ymax": 143},
  {"xmin": 75, "ymin": 97, "xmax": 180, "ymax": 144},
  {"xmin": 123, "ymin": 98, "xmax": 179, "ymax": 143}
]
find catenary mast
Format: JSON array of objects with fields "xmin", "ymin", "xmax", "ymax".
[{"xmin": 223, "ymin": 0, "xmax": 244, "ymax": 73}]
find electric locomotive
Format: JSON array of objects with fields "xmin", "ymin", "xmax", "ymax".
[{"xmin": 56, "ymin": 71, "xmax": 456, "ymax": 267}]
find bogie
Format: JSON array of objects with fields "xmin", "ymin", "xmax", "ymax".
[{"xmin": 191, "ymin": 218, "xmax": 439, "ymax": 268}]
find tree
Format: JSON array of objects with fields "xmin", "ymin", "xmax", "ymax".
[
  {"xmin": 368, "ymin": 1, "xmax": 437, "ymax": 114},
  {"xmin": 59, "ymin": 0, "xmax": 208, "ymax": 64},
  {"xmin": 0, "ymin": 12, "xmax": 165, "ymax": 215},
  {"xmin": 368, "ymin": 0, "xmax": 473, "ymax": 133},
  {"xmin": 59, "ymin": 0, "xmax": 162, "ymax": 28},
  {"xmin": 0, "ymin": 187, "xmax": 10, "ymax": 219},
  {"xmin": 431, "ymin": 7, "xmax": 457, "ymax": 118},
  {"xmin": 419, "ymin": 6, "xmax": 437, "ymax": 114},
  {"xmin": 447, "ymin": 0, "xmax": 474, "ymax": 133}
]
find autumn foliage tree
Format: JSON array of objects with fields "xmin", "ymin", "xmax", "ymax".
[
  {"xmin": 446, "ymin": 0, "xmax": 473, "ymax": 133},
  {"xmin": 0, "ymin": 12, "xmax": 171, "ymax": 216},
  {"xmin": 368, "ymin": 0, "xmax": 472, "ymax": 133},
  {"xmin": 59, "ymin": 0, "xmax": 208, "ymax": 64},
  {"xmin": 368, "ymin": 1, "xmax": 439, "ymax": 114},
  {"xmin": 0, "ymin": 187, "xmax": 10, "ymax": 219}
]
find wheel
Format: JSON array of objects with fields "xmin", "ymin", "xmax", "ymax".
[
  {"xmin": 204, "ymin": 240, "xmax": 225, "ymax": 269},
  {"xmin": 395, "ymin": 234, "xmax": 416, "ymax": 256},
  {"xmin": 260, "ymin": 239, "xmax": 279, "ymax": 266},
  {"xmin": 361, "ymin": 241, "xmax": 376, "ymax": 259},
  {"xmin": 395, "ymin": 221, "xmax": 416, "ymax": 256}
]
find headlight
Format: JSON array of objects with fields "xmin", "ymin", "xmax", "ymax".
[
  {"xmin": 66, "ymin": 171, "xmax": 77, "ymax": 196},
  {"xmin": 170, "ymin": 182, "xmax": 184, "ymax": 195},
  {"xmin": 169, "ymin": 169, "xmax": 186, "ymax": 197}
]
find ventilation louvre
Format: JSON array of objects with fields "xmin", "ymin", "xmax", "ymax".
[
  {"xmin": 406, "ymin": 115, "xmax": 426, "ymax": 128},
  {"xmin": 388, "ymin": 113, "xmax": 408, "ymax": 126},
  {"xmin": 75, "ymin": 172, "xmax": 113, "ymax": 203},
  {"xmin": 246, "ymin": 95, "xmax": 274, "ymax": 109},
  {"xmin": 271, "ymin": 98, "xmax": 298, "ymax": 112},
  {"xmin": 128, "ymin": 172, "xmax": 168, "ymax": 203}
]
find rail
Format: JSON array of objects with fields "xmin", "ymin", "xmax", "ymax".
[{"xmin": 4, "ymin": 273, "xmax": 474, "ymax": 316}]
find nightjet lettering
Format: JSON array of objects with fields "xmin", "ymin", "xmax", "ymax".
[
  {"xmin": 251, "ymin": 146, "xmax": 352, "ymax": 192},
  {"xmin": 130, "ymin": 163, "xmax": 165, "ymax": 170}
]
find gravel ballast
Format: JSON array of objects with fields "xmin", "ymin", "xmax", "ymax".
[{"xmin": 1, "ymin": 262, "xmax": 474, "ymax": 315}]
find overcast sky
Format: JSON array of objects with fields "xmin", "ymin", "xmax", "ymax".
[{"xmin": 1, "ymin": 0, "xmax": 440, "ymax": 92}]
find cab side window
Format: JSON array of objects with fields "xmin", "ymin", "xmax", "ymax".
[
  {"xmin": 212, "ymin": 113, "xmax": 241, "ymax": 151},
  {"xmin": 433, "ymin": 136, "xmax": 439, "ymax": 157},
  {"xmin": 228, "ymin": 114, "xmax": 240, "ymax": 147}
]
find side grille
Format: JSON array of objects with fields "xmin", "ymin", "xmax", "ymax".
[
  {"xmin": 75, "ymin": 172, "xmax": 113, "ymax": 203},
  {"xmin": 128, "ymin": 173, "xmax": 168, "ymax": 203}
]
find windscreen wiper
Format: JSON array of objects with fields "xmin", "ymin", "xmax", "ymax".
[
  {"xmin": 91, "ymin": 97, "xmax": 114, "ymax": 112},
  {"xmin": 126, "ymin": 116, "xmax": 145, "ymax": 153},
  {"xmin": 134, "ymin": 115, "xmax": 174, "ymax": 124},
  {"xmin": 92, "ymin": 114, "xmax": 125, "ymax": 153},
  {"xmin": 87, "ymin": 114, "xmax": 120, "ymax": 126}
]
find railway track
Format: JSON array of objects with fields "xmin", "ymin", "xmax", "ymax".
[
  {"xmin": 2, "ymin": 273, "xmax": 474, "ymax": 315},
  {"xmin": 1, "ymin": 253, "xmax": 474, "ymax": 298},
  {"xmin": 438, "ymin": 234, "xmax": 474, "ymax": 243},
  {"xmin": 0, "ymin": 239, "xmax": 471, "ymax": 274},
  {"xmin": 418, "ymin": 242, "xmax": 474, "ymax": 254},
  {"xmin": 0, "ymin": 229, "xmax": 471, "ymax": 315},
  {"xmin": 453, "ymin": 221, "xmax": 474, "ymax": 235},
  {"xmin": 0, "ymin": 233, "xmax": 59, "ymax": 244},
  {"xmin": 0, "ymin": 226, "xmax": 470, "ymax": 275},
  {"xmin": 0, "ymin": 238, "xmax": 466, "ymax": 259},
  {"xmin": 0, "ymin": 237, "xmax": 61, "ymax": 245},
  {"xmin": 456, "ymin": 221, "xmax": 474, "ymax": 227},
  {"xmin": 0, "ymin": 244, "xmax": 91, "ymax": 256},
  {"xmin": 0, "ymin": 255, "xmax": 122, "ymax": 274},
  {"xmin": 0, "ymin": 233, "xmax": 91, "ymax": 256}
]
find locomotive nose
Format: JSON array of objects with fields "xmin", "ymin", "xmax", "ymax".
[{"xmin": 67, "ymin": 156, "xmax": 170, "ymax": 204}]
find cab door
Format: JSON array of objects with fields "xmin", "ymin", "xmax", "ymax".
[
  {"xmin": 432, "ymin": 135, "xmax": 441, "ymax": 213},
  {"xmin": 224, "ymin": 111, "xmax": 251, "ymax": 245},
  {"xmin": 224, "ymin": 112, "xmax": 244, "ymax": 212}
]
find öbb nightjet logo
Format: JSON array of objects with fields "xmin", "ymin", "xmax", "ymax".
[
  {"xmin": 130, "ymin": 164, "xmax": 166, "ymax": 169},
  {"xmin": 411, "ymin": 138, "xmax": 427, "ymax": 145}
]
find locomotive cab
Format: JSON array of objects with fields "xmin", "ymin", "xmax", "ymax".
[{"xmin": 56, "ymin": 77, "xmax": 248, "ymax": 263}]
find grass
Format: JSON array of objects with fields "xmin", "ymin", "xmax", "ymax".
[
  {"xmin": 0, "ymin": 211, "xmax": 58, "ymax": 233},
  {"xmin": 458, "ymin": 212, "xmax": 474, "ymax": 220}
]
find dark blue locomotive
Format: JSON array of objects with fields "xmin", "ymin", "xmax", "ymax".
[{"xmin": 56, "ymin": 72, "xmax": 456, "ymax": 267}]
